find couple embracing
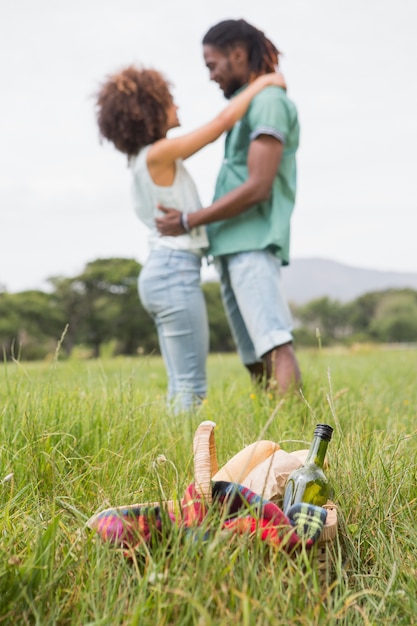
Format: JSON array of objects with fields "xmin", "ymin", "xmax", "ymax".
[{"xmin": 96, "ymin": 18, "xmax": 301, "ymax": 413}]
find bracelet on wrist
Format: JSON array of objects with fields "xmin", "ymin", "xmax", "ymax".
[{"xmin": 180, "ymin": 212, "xmax": 191, "ymax": 233}]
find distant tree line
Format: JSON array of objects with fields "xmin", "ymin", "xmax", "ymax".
[
  {"xmin": 1, "ymin": 257, "xmax": 417, "ymax": 361},
  {"xmin": 292, "ymin": 290, "xmax": 417, "ymax": 346}
]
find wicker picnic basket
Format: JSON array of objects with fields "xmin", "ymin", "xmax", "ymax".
[
  {"xmin": 149, "ymin": 421, "xmax": 337, "ymax": 583},
  {"xmin": 193, "ymin": 421, "xmax": 338, "ymax": 583},
  {"xmin": 190, "ymin": 421, "xmax": 338, "ymax": 586},
  {"xmin": 89, "ymin": 420, "xmax": 338, "ymax": 584}
]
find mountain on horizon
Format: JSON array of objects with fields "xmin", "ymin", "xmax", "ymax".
[{"xmin": 281, "ymin": 258, "xmax": 417, "ymax": 304}]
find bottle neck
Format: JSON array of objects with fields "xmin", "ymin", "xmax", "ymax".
[{"xmin": 305, "ymin": 436, "xmax": 329, "ymax": 468}]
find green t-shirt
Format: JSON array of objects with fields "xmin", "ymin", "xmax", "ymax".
[{"xmin": 207, "ymin": 85, "xmax": 299, "ymax": 265}]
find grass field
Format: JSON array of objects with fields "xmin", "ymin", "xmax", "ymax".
[{"xmin": 1, "ymin": 346, "xmax": 417, "ymax": 625}]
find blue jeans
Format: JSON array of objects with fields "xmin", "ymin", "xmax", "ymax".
[
  {"xmin": 138, "ymin": 248, "xmax": 208, "ymax": 412},
  {"xmin": 215, "ymin": 250, "xmax": 294, "ymax": 365}
]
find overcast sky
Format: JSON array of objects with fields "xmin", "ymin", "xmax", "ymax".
[{"xmin": 1, "ymin": 0, "xmax": 416, "ymax": 292}]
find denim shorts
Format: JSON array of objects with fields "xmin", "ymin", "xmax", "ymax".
[
  {"xmin": 215, "ymin": 250, "xmax": 294, "ymax": 364},
  {"xmin": 138, "ymin": 248, "xmax": 208, "ymax": 411}
]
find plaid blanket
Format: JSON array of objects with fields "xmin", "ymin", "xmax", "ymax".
[{"xmin": 91, "ymin": 481, "xmax": 327, "ymax": 553}]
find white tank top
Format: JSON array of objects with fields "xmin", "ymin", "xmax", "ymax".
[{"xmin": 130, "ymin": 145, "xmax": 208, "ymax": 254}]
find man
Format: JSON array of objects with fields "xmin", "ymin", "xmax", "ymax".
[{"xmin": 156, "ymin": 19, "xmax": 301, "ymax": 394}]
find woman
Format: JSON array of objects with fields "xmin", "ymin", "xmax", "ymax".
[{"xmin": 95, "ymin": 65, "xmax": 285, "ymax": 412}]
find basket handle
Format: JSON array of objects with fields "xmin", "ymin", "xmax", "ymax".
[{"xmin": 193, "ymin": 420, "xmax": 218, "ymax": 504}]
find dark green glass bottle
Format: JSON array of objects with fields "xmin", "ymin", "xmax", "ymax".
[{"xmin": 283, "ymin": 424, "xmax": 333, "ymax": 514}]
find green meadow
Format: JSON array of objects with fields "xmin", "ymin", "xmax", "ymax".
[{"xmin": 1, "ymin": 346, "xmax": 417, "ymax": 625}]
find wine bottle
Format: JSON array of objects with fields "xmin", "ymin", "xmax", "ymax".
[{"xmin": 282, "ymin": 424, "xmax": 333, "ymax": 514}]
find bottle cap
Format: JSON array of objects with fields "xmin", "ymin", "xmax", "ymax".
[{"xmin": 314, "ymin": 424, "xmax": 333, "ymax": 441}]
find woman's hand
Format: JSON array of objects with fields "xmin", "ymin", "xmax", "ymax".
[
  {"xmin": 256, "ymin": 70, "xmax": 287, "ymax": 90},
  {"xmin": 155, "ymin": 205, "xmax": 185, "ymax": 236},
  {"xmin": 270, "ymin": 70, "xmax": 287, "ymax": 89}
]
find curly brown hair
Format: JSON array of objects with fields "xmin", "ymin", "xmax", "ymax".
[{"xmin": 95, "ymin": 66, "xmax": 173, "ymax": 157}]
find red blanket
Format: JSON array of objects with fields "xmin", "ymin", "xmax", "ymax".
[{"xmin": 92, "ymin": 481, "xmax": 327, "ymax": 554}]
